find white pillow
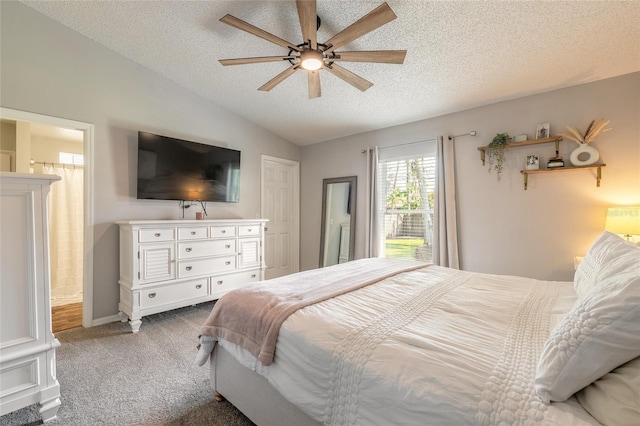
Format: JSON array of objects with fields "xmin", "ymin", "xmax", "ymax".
[
  {"xmin": 576, "ymin": 357, "xmax": 640, "ymax": 426},
  {"xmin": 574, "ymin": 231, "xmax": 638, "ymax": 297},
  {"xmin": 534, "ymin": 231, "xmax": 640, "ymax": 403}
]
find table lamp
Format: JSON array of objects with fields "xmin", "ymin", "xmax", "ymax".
[{"xmin": 605, "ymin": 206, "xmax": 640, "ymax": 241}]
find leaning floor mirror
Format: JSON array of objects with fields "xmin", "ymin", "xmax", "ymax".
[{"xmin": 319, "ymin": 176, "xmax": 356, "ymax": 268}]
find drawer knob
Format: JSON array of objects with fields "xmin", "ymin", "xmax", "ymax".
[
  {"xmin": 149, "ymin": 293, "xmax": 156, "ymax": 298},
  {"xmin": 225, "ymin": 244, "xmax": 230, "ymax": 249},
  {"xmin": 186, "ymin": 266, "xmax": 192, "ymax": 271},
  {"xmin": 247, "ymin": 229, "xmax": 252, "ymax": 232},
  {"xmin": 225, "ymin": 261, "xmax": 231, "ymax": 265},
  {"xmin": 185, "ymin": 248, "xmax": 192, "ymax": 252},
  {"xmin": 217, "ymin": 280, "xmax": 223, "ymax": 285},
  {"xmin": 191, "ymin": 231, "xmax": 196, "ymax": 235},
  {"xmin": 221, "ymin": 230, "xmax": 226, "ymax": 234},
  {"xmin": 154, "ymin": 233, "xmax": 161, "ymax": 237},
  {"xmin": 251, "ymin": 274, "xmax": 256, "ymax": 278},
  {"xmin": 196, "ymin": 284, "xmax": 202, "ymax": 289}
]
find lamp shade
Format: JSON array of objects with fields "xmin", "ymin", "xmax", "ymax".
[{"xmin": 605, "ymin": 206, "xmax": 640, "ymax": 236}]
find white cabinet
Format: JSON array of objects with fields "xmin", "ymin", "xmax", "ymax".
[
  {"xmin": 117, "ymin": 219, "xmax": 267, "ymax": 332},
  {"xmin": 0, "ymin": 172, "xmax": 61, "ymax": 422}
]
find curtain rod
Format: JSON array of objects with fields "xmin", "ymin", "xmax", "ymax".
[
  {"xmin": 361, "ymin": 137, "xmax": 438, "ymax": 153},
  {"xmin": 448, "ymin": 131, "xmax": 476, "ymax": 140},
  {"xmin": 31, "ymin": 160, "xmax": 84, "ymax": 169}
]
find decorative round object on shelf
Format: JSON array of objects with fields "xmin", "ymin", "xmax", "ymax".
[{"xmin": 570, "ymin": 144, "xmax": 599, "ymax": 166}]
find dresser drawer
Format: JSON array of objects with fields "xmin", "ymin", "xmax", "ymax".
[
  {"xmin": 140, "ymin": 279, "xmax": 207, "ymax": 309},
  {"xmin": 178, "ymin": 226, "xmax": 208, "ymax": 240},
  {"xmin": 139, "ymin": 228, "xmax": 176, "ymax": 243},
  {"xmin": 210, "ymin": 225, "xmax": 236, "ymax": 238},
  {"xmin": 177, "ymin": 239, "xmax": 236, "ymax": 259},
  {"xmin": 238, "ymin": 224, "xmax": 260, "ymax": 237},
  {"xmin": 178, "ymin": 255, "xmax": 236, "ymax": 278},
  {"xmin": 237, "ymin": 269, "xmax": 261, "ymax": 284},
  {"xmin": 210, "ymin": 269, "xmax": 261, "ymax": 293}
]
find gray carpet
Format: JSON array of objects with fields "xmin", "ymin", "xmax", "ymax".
[{"xmin": 0, "ymin": 302, "xmax": 254, "ymax": 426}]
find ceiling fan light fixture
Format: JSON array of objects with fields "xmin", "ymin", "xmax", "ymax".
[
  {"xmin": 299, "ymin": 50, "xmax": 324, "ymax": 70},
  {"xmin": 218, "ymin": 1, "xmax": 406, "ymax": 98}
]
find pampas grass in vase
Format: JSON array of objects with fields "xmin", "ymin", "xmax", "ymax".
[
  {"xmin": 559, "ymin": 119, "xmax": 612, "ymax": 145},
  {"xmin": 559, "ymin": 119, "xmax": 611, "ymax": 166}
]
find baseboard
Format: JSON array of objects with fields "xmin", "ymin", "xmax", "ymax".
[{"xmin": 91, "ymin": 314, "xmax": 121, "ymax": 327}]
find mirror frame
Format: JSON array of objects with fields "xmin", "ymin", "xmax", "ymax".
[{"xmin": 319, "ymin": 176, "xmax": 357, "ymax": 268}]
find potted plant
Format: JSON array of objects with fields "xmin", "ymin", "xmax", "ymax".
[{"xmin": 487, "ymin": 133, "xmax": 510, "ymax": 181}]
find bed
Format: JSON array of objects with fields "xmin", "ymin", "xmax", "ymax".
[{"xmin": 196, "ymin": 231, "xmax": 639, "ymax": 425}]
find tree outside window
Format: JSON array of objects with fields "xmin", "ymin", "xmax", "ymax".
[{"xmin": 380, "ymin": 157, "xmax": 434, "ymax": 261}]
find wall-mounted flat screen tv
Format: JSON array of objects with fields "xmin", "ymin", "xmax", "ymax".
[{"xmin": 137, "ymin": 131, "xmax": 240, "ymax": 202}]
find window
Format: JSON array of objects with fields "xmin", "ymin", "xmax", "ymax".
[
  {"xmin": 59, "ymin": 152, "xmax": 84, "ymax": 166},
  {"xmin": 378, "ymin": 143, "xmax": 436, "ymax": 261}
]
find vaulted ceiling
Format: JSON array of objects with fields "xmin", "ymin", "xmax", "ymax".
[{"xmin": 20, "ymin": 1, "xmax": 640, "ymax": 146}]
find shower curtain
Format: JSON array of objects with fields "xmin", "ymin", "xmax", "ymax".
[{"xmin": 43, "ymin": 165, "xmax": 84, "ymax": 306}]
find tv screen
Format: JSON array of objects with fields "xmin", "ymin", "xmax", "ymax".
[{"xmin": 137, "ymin": 131, "xmax": 240, "ymax": 202}]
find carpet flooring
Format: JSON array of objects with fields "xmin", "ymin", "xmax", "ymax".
[{"xmin": 0, "ymin": 302, "xmax": 254, "ymax": 426}]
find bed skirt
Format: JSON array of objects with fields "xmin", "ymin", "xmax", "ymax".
[{"xmin": 211, "ymin": 344, "xmax": 321, "ymax": 426}]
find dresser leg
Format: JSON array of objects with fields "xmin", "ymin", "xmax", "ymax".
[
  {"xmin": 39, "ymin": 395, "xmax": 61, "ymax": 423},
  {"xmin": 129, "ymin": 319, "xmax": 142, "ymax": 333}
]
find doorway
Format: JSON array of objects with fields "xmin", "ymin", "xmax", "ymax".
[
  {"xmin": 261, "ymin": 155, "xmax": 300, "ymax": 279},
  {"xmin": 0, "ymin": 107, "xmax": 94, "ymax": 330}
]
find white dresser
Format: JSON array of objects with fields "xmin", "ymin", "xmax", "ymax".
[
  {"xmin": 0, "ymin": 172, "xmax": 61, "ymax": 422},
  {"xmin": 117, "ymin": 219, "xmax": 267, "ymax": 332}
]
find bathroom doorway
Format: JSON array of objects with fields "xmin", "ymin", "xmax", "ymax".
[{"xmin": 0, "ymin": 108, "xmax": 94, "ymax": 330}]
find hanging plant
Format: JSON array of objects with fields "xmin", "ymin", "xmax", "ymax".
[{"xmin": 487, "ymin": 133, "xmax": 510, "ymax": 181}]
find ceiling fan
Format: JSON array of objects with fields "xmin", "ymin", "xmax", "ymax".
[{"xmin": 218, "ymin": 1, "xmax": 407, "ymax": 99}]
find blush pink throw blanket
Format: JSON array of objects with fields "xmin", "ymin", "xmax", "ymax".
[{"xmin": 200, "ymin": 258, "xmax": 428, "ymax": 366}]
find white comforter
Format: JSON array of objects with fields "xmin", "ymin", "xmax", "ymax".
[{"xmin": 218, "ymin": 260, "xmax": 599, "ymax": 425}]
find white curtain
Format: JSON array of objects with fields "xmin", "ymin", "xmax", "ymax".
[
  {"xmin": 365, "ymin": 146, "xmax": 382, "ymax": 257},
  {"xmin": 433, "ymin": 136, "xmax": 460, "ymax": 269},
  {"xmin": 44, "ymin": 165, "xmax": 84, "ymax": 305}
]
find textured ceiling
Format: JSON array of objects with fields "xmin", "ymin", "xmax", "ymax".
[{"xmin": 20, "ymin": 1, "xmax": 640, "ymax": 146}]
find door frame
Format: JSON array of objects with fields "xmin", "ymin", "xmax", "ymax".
[
  {"xmin": 260, "ymin": 155, "xmax": 300, "ymax": 275},
  {"xmin": 0, "ymin": 107, "xmax": 95, "ymax": 328}
]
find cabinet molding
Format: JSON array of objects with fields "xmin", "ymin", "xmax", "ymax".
[
  {"xmin": 1, "ymin": 172, "xmax": 61, "ymax": 422},
  {"xmin": 117, "ymin": 219, "xmax": 267, "ymax": 332}
]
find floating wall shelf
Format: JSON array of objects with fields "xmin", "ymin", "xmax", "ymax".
[
  {"xmin": 478, "ymin": 135, "xmax": 607, "ymax": 190},
  {"xmin": 477, "ymin": 136, "xmax": 563, "ymax": 165},
  {"xmin": 520, "ymin": 164, "xmax": 606, "ymax": 190}
]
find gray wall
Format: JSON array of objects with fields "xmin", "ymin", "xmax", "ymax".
[
  {"xmin": 1, "ymin": 2, "xmax": 301, "ymax": 321},
  {"xmin": 300, "ymin": 72, "xmax": 640, "ymax": 281},
  {"xmin": 3, "ymin": 1, "xmax": 639, "ymax": 323}
]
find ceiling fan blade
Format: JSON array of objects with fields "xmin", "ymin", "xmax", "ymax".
[
  {"xmin": 330, "ymin": 50, "xmax": 406, "ymax": 64},
  {"xmin": 219, "ymin": 56, "xmax": 295, "ymax": 66},
  {"xmin": 220, "ymin": 14, "xmax": 301, "ymax": 52},
  {"xmin": 258, "ymin": 65, "xmax": 298, "ymax": 92},
  {"xmin": 308, "ymin": 70, "xmax": 321, "ymax": 99},
  {"xmin": 296, "ymin": 0, "xmax": 317, "ymax": 50},
  {"xmin": 324, "ymin": 3, "xmax": 397, "ymax": 53},
  {"xmin": 324, "ymin": 63, "xmax": 373, "ymax": 92}
]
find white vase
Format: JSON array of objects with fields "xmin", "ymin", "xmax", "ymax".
[{"xmin": 570, "ymin": 144, "xmax": 599, "ymax": 166}]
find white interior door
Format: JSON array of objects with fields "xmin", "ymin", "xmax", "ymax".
[{"xmin": 261, "ymin": 155, "xmax": 299, "ymax": 279}]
